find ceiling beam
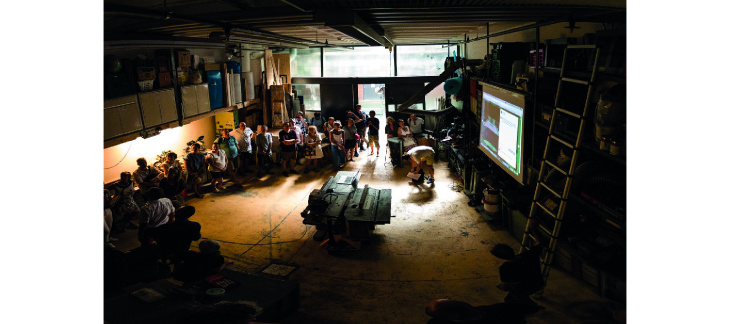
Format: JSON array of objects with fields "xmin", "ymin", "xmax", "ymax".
[
  {"xmin": 314, "ymin": 9, "xmax": 393, "ymax": 48},
  {"xmin": 105, "ymin": 3, "xmax": 329, "ymax": 47}
]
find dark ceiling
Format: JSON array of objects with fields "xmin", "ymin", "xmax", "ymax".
[{"xmin": 105, "ymin": 0, "xmax": 626, "ymax": 49}]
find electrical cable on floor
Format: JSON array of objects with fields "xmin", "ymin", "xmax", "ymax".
[{"xmin": 235, "ymin": 186, "xmax": 312, "ymax": 257}]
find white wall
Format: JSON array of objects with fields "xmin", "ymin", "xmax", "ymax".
[{"xmin": 103, "ymin": 117, "xmax": 216, "ymax": 183}]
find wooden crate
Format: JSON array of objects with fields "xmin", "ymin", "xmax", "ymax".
[{"xmin": 271, "ymin": 85, "xmax": 285, "ymax": 102}]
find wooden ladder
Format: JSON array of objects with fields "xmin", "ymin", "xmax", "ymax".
[{"xmin": 520, "ymin": 45, "xmax": 601, "ymax": 293}]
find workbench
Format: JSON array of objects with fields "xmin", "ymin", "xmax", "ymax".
[{"xmin": 301, "ymin": 171, "xmax": 392, "ymax": 249}]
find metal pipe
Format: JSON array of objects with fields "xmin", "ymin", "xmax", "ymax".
[
  {"xmin": 393, "ymin": 45, "xmax": 398, "ymax": 76},
  {"xmin": 460, "ymin": 9, "xmax": 624, "ymax": 44},
  {"xmin": 532, "ymin": 26, "xmax": 540, "ymax": 166},
  {"xmin": 106, "ymin": 3, "xmax": 330, "ymax": 47}
]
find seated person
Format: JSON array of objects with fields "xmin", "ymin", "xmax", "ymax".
[
  {"xmin": 138, "ymin": 187, "xmax": 175, "ymax": 245},
  {"xmin": 155, "ymin": 206, "xmax": 201, "ymax": 262},
  {"xmin": 104, "ymin": 189, "xmax": 118, "ymax": 248},
  {"xmin": 175, "ymin": 301, "xmax": 262, "ymax": 324},
  {"xmin": 398, "ymin": 119, "xmax": 417, "ymax": 152},
  {"xmin": 111, "ymin": 171, "xmax": 140, "ymax": 231},
  {"xmin": 160, "ymin": 167, "xmax": 186, "ymax": 208},
  {"xmin": 133, "ymin": 157, "xmax": 163, "ymax": 197},
  {"xmin": 104, "ymin": 244, "xmax": 165, "ymax": 291},
  {"xmin": 490, "ymin": 220, "xmax": 545, "ymax": 314},
  {"xmin": 408, "ymin": 113, "xmax": 426, "ymax": 137},
  {"xmin": 161, "ymin": 151, "xmax": 183, "ymax": 178},
  {"xmin": 184, "ymin": 143, "xmax": 206, "ymax": 199},
  {"xmin": 207, "ymin": 143, "xmax": 229, "ymax": 192},
  {"xmin": 407, "ymin": 145, "xmax": 436, "ymax": 184},
  {"xmin": 173, "ymin": 239, "xmax": 226, "ymax": 283}
]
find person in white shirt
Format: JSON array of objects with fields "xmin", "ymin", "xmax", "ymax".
[
  {"xmin": 133, "ymin": 157, "xmax": 163, "ymax": 197},
  {"xmin": 408, "ymin": 114, "xmax": 425, "ymax": 137},
  {"xmin": 407, "ymin": 145, "xmax": 436, "ymax": 184},
  {"xmin": 137, "ymin": 187, "xmax": 175, "ymax": 245},
  {"xmin": 231, "ymin": 122, "xmax": 254, "ymax": 174},
  {"xmin": 206, "ymin": 143, "xmax": 228, "ymax": 192}
]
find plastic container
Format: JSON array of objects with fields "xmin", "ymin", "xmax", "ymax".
[
  {"xmin": 482, "ymin": 188, "xmax": 501, "ymax": 215},
  {"xmin": 137, "ymin": 80, "xmax": 154, "ymax": 92}
]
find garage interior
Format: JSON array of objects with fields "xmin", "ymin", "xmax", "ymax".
[{"xmin": 102, "ymin": 1, "xmax": 628, "ymax": 323}]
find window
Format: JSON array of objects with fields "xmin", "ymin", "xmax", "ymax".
[
  {"xmin": 324, "ymin": 47, "xmax": 393, "ymax": 77},
  {"xmin": 290, "ymin": 48, "xmax": 321, "ymax": 77},
  {"xmin": 396, "ymin": 45, "xmax": 448, "ymax": 76},
  {"xmin": 292, "ymin": 84, "xmax": 321, "ymax": 111},
  {"xmin": 424, "ymin": 82, "xmax": 446, "ymax": 111}
]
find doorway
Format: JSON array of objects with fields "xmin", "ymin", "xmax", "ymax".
[{"xmin": 357, "ymin": 83, "xmax": 386, "ymax": 156}]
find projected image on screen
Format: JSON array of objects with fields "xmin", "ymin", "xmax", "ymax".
[{"xmin": 478, "ymin": 84, "xmax": 524, "ymax": 184}]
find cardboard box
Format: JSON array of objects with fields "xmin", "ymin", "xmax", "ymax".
[
  {"xmin": 205, "ymin": 63, "xmax": 221, "ymax": 71},
  {"xmin": 176, "ymin": 51, "xmax": 191, "ymax": 67},
  {"xmin": 137, "ymin": 67, "xmax": 156, "ymax": 81},
  {"xmin": 157, "ymin": 72, "xmax": 172, "ymax": 88}
]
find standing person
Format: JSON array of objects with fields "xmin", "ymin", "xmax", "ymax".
[
  {"xmin": 384, "ymin": 116, "xmax": 398, "ymax": 138},
  {"xmin": 137, "ymin": 187, "xmax": 175, "ymax": 246},
  {"xmin": 324, "ymin": 117, "xmax": 336, "ymax": 142},
  {"xmin": 309, "ymin": 111, "xmax": 325, "ymax": 133},
  {"xmin": 255, "ymin": 125, "xmax": 273, "ymax": 177},
  {"xmin": 366, "ymin": 110, "xmax": 380, "ymax": 156},
  {"xmin": 329, "ymin": 121, "xmax": 346, "ymax": 169},
  {"xmin": 406, "ymin": 145, "xmax": 436, "ymax": 184},
  {"xmin": 408, "ymin": 113, "xmax": 425, "ymax": 137},
  {"xmin": 112, "ymin": 171, "xmax": 140, "ymax": 231},
  {"xmin": 184, "ymin": 143, "xmax": 206, "ymax": 199},
  {"xmin": 343, "ymin": 118, "xmax": 358, "ymax": 162},
  {"xmin": 231, "ymin": 122, "xmax": 254, "ymax": 174},
  {"xmin": 206, "ymin": 143, "xmax": 228, "ymax": 192},
  {"xmin": 303, "ymin": 126, "xmax": 324, "ymax": 173},
  {"xmin": 278, "ymin": 122, "xmax": 300, "ymax": 176},
  {"xmin": 351, "ymin": 104, "xmax": 368, "ymax": 153},
  {"xmin": 294, "ymin": 112, "xmax": 308, "ymax": 135},
  {"xmin": 398, "ymin": 119, "xmax": 417, "ymax": 152},
  {"xmin": 384, "ymin": 116, "xmax": 401, "ymax": 164},
  {"xmin": 213, "ymin": 129, "xmax": 240, "ymax": 184},
  {"xmin": 133, "ymin": 157, "xmax": 162, "ymax": 197}
]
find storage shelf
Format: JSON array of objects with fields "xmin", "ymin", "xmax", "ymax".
[
  {"xmin": 557, "ymin": 241, "xmax": 626, "ymax": 281},
  {"xmin": 535, "ymin": 120, "xmax": 625, "ymax": 166},
  {"xmin": 569, "ymin": 192, "xmax": 626, "ymax": 229},
  {"xmin": 540, "ymin": 67, "xmax": 626, "ymax": 83},
  {"xmin": 579, "ymin": 139, "xmax": 626, "ymax": 166},
  {"xmin": 473, "ymin": 77, "xmax": 533, "ymax": 100}
]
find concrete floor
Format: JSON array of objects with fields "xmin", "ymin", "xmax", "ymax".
[{"xmin": 112, "ymin": 146, "xmax": 625, "ymax": 324}]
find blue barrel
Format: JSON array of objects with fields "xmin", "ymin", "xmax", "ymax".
[{"xmin": 207, "ymin": 71, "xmax": 223, "ymax": 109}]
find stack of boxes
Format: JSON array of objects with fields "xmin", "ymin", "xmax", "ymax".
[{"xmin": 175, "ymin": 50, "xmax": 191, "ymax": 85}]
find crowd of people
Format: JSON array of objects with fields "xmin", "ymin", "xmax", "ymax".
[{"xmin": 104, "ymin": 107, "xmax": 435, "ymax": 280}]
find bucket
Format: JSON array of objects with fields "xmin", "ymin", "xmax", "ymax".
[{"xmin": 482, "ymin": 188, "xmax": 501, "ymax": 215}]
